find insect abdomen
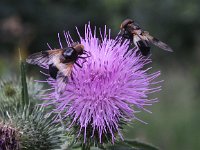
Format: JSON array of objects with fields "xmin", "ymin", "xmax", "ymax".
[
  {"xmin": 137, "ymin": 40, "xmax": 151, "ymax": 56},
  {"xmin": 49, "ymin": 64, "xmax": 59, "ymax": 79}
]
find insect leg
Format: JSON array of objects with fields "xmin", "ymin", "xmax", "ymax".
[
  {"xmin": 75, "ymin": 62, "xmax": 83, "ymax": 68},
  {"xmin": 73, "ymin": 55, "xmax": 89, "ymax": 69},
  {"xmin": 123, "ymin": 48, "xmax": 132, "ymax": 57},
  {"xmin": 71, "ymin": 72, "xmax": 74, "ymax": 81},
  {"xmin": 82, "ymin": 51, "xmax": 91, "ymax": 57},
  {"xmin": 130, "ymin": 46, "xmax": 138, "ymax": 56},
  {"xmin": 78, "ymin": 56, "xmax": 90, "ymax": 59}
]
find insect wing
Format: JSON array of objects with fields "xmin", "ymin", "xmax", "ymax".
[
  {"xmin": 56, "ymin": 72, "xmax": 68, "ymax": 94},
  {"xmin": 26, "ymin": 49, "xmax": 63, "ymax": 67},
  {"xmin": 144, "ymin": 32, "xmax": 173, "ymax": 52}
]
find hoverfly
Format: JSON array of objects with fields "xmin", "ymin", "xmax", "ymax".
[
  {"xmin": 120, "ymin": 18, "xmax": 173, "ymax": 56},
  {"xmin": 26, "ymin": 43, "xmax": 90, "ymax": 94}
]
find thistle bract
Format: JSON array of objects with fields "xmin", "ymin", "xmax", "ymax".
[
  {"xmin": 42, "ymin": 24, "xmax": 161, "ymax": 144},
  {"xmin": 0, "ymin": 77, "xmax": 45, "ymax": 110},
  {"xmin": 0, "ymin": 106, "xmax": 62, "ymax": 150}
]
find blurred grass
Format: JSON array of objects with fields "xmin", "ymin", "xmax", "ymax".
[{"xmin": 0, "ymin": 0, "xmax": 200, "ymax": 149}]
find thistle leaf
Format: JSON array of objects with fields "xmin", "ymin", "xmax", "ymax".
[
  {"xmin": 106, "ymin": 140, "xmax": 159, "ymax": 150},
  {"xmin": 124, "ymin": 140, "xmax": 159, "ymax": 150}
]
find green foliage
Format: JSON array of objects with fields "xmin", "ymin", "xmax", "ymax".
[
  {"xmin": 0, "ymin": 77, "xmax": 45, "ymax": 110},
  {"xmin": 17, "ymin": 107, "xmax": 62, "ymax": 150},
  {"xmin": 0, "ymin": 51, "xmax": 44, "ymax": 110},
  {"xmin": 20, "ymin": 60, "xmax": 29, "ymax": 106},
  {"xmin": 0, "ymin": 56, "xmax": 63, "ymax": 150},
  {"xmin": 106, "ymin": 140, "xmax": 159, "ymax": 150},
  {"xmin": 0, "ymin": 78, "xmax": 19, "ymax": 110},
  {"xmin": 0, "ymin": 105, "xmax": 63, "ymax": 150},
  {"xmin": 69, "ymin": 139, "xmax": 159, "ymax": 150}
]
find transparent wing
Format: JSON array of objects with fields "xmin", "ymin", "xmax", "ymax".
[
  {"xmin": 143, "ymin": 31, "xmax": 173, "ymax": 52},
  {"xmin": 26, "ymin": 49, "xmax": 63, "ymax": 67},
  {"xmin": 56, "ymin": 73, "xmax": 68, "ymax": 94}
]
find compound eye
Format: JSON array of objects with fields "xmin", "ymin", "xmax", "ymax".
[{"xmin": 63, "ymin": 48, "xmax": 74, "ymax": 57}]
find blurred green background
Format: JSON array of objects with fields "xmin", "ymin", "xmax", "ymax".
[{"xmin": 0, "ymin": 0, "xmax": 199, "ymax": 149}]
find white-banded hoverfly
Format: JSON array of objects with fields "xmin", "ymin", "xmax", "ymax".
[
  {"xmin": 26, "ymin": 43, "xmax": 90, "ymax": 94},
  {"xmin": 120, "ymin": 18, "xmax": 173, "ymax": 56}
]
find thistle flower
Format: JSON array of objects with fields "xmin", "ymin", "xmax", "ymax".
[
  {"xmin": 0, "ymin": 77, "xmax": 45, "ymax": 110},
  {"xmin": 41, "ymin": 24, "xmax": 161, "ymax": 144},
  {"xmin": 0, "ymin": 106, "xmax": 62, "ymax": 150},
  {"xmin": 0, "ymin": 123, "xmax": 20, "ymax": 150}
]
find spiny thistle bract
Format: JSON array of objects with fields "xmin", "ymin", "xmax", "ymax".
[
  {"xmin": 0, "ymin": 106, "xmax": 62, "ymax": 150},
  {"xmin": 0, "ymin": 77, "xmax": 45, "ymax": 110},
  {"xmin": 39, "ymin": 24, "xmax": 161, "ymax": 145}
]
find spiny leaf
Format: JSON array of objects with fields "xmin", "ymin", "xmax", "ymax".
[
  {"xmin": 106, "ymin": 140, "xmax": 159, "ymax": 150},
  {"xmin": 124, "ymin": 140, "xmax": 159, "ymax": 150}
]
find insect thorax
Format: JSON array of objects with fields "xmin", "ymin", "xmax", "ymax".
[{"xmin": 63, "ymin": 48, "xmax": 78, "ymax": 61}]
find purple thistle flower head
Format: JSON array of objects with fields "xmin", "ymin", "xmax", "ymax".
[
  {"xmin": 42, "ymin": 24, "xmax": 161, "ymax": 144},
  {"xmin": 0, "ymin": 123, "xmax": 20, "ymax": 150}
]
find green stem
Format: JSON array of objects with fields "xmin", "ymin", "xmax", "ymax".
[{"xmin": 19, "ymin": 49, "xmax": 29, "ymax": 106}]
